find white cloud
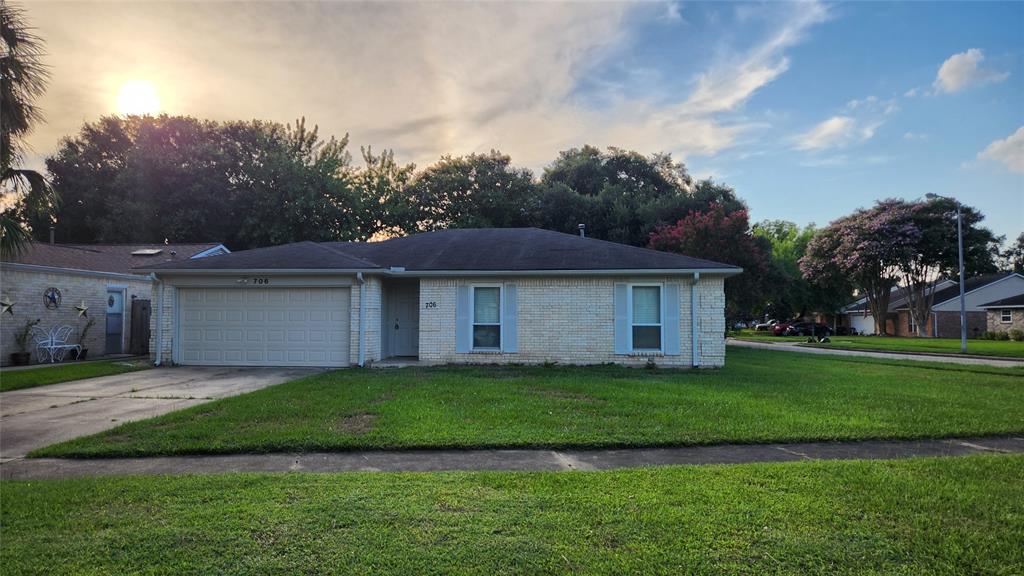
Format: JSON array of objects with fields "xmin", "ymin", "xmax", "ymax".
[
  {"xmin": 26, "ymin": 1, "xmax": 828, "ymax": 171},
  {"xmin": 682, "ymin": 2, "xmax": 829, "ymax": 115},
  {"xmin": 978, "ymin": 127, "xmax": 1024, "ymax": 173},
  {"xmin": 903, "ymin": 131, "xmax": 928, "ymax": 141},
  {"xmin": 904, "ymin": 87, "xmax": 920, "ymax": 98},
  {"xmin": 933, "ymin": 48, "xmax": 1009, "ymax": 93},
  {"xmin": 795, "ymin": 116, "xmax": 856, "ymax": 150}
]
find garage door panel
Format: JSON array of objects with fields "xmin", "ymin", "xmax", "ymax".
[{"xmin": 179, "ymin": 287, "xmax": 350, "ymax": 367}]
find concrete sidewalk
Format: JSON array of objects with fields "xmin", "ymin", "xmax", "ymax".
[
  {"xmin": 2, "ymin": 436, "xmax": 1021, "ymax": 479},
  {"xmin": 727, "ymin": 338, "xmax": 1024, "ymax": 368}
]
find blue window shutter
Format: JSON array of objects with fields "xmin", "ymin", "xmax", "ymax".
[
  {"xmin": 664, "ymin": 283, "xmax": 681, "ymax": 355},
  {"xmin": 456, "ymin": 285, "xmax": 471, "ymax": 353},
  {"xmin": 502, "ymin": 284, "xmax": 518, "ymax": 353},
  {"xmin": 614, "ymin": 283, "xmax": 629, "ymax": 354}
]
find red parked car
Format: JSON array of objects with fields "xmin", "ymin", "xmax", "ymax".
[{"xmin": 772, "ymin": 322, "xmax": 792, "ymax": 336}]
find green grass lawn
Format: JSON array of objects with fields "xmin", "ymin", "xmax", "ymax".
[
  {"xmin": 33, "ymin": 347, "xmax": 1024, "ymax": 458},
  {"xmin": 0, "ymin": 359, "xmax": 151, "ymax": 392},
  {"xmin": 733, "ymin": 333, "xmax": 1024, "ymax": 358},
  {"xmin": 2, "ymin": 455, "xmax": 1021, "ymax": 574}
]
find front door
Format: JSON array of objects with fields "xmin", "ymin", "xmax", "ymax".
[
  {"xmin": 105, "ymin": 289, "xmax": 124, "ymax": 354},
  {"xmin": 392, "ymin": 288, "xmax": 419, "ymax": 357}
]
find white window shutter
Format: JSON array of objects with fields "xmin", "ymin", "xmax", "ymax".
[
  {"xmin": 614, "ymin": 283, "xmax": 629, "ymax": 354},
  {"xmin": 664, "ymin": 283, "xmax": 681, "ymax": 355},
  {"xmin": 455, "ymin": 285, "xmax": 471, "ymax": 353},
  {"xmin": 502, "ymin": 284, "xmax": 518, "ymax": 353}
]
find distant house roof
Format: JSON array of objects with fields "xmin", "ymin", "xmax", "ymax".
[
  {"xmin": 841, "ymin": 274, "xmax": 1015, "ymax": 314},
  {"xmin": 979, "ymin": 294, "xmax": 1024, "ymax": 308},
  {"xmin": 3, "ymin": 242, "xmax": 229, "ymax": 275},
  {"xmin": 928, "ymin": 273, "xmax": 1016, "ymax": 307},
  {"xmin": 137, "ymin": 228, "xmax": 741, "ymax": 275}
]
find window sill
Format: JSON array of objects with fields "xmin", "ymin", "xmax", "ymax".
[
  {"xmin": 626, "ymin": 350, "xmax": 664, "ymax": 357},
  {"xmin": 470, "ymin": 349, "xmax": 504, "ymax": 354}
]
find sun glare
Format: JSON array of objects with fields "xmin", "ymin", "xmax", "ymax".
[{"xmin": 116, "ymin": 80, "xmax": 161, "ymax": 115}]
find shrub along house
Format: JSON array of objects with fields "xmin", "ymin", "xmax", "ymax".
[{"xmin": 138, "ymin": 228, "xmax": 741, "ymax": 368}]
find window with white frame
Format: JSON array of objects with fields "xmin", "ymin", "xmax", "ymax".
[
  {"xmin": 472, "ymin": 286, "xmax": 501, "ymax": 349},
  {"xmin": 631, "ymin": 285, "xmax": 662, "ymax": 351},
  {"xmin": 908, "ymin": 314, "xmax": 917, "ymax": 334},
  {"xmin": 1002, "ymin": 309, "xmax": 1013, "ymax": 323}
]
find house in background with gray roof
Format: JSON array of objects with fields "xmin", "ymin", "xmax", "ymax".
[
  {"xmin": 838, "ymin": 272, "xmax": 1024, "ymax": 337},
  {"xmin": 138, "ymin": 228, "xmax": 741, "ymax": 368},
  {"xmin": 1, "ymin": 242, "xmax": 228, "ymax": 365}
]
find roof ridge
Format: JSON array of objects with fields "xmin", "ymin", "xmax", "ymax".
[{"xmin": 310, "ymin": 241, "xmax": 382, "ymax": 268}]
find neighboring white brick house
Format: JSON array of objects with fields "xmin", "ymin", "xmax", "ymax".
[
  {"xmin": 1, "ymin": 242, "xmax": 227, "ymax": 366},
  {"xmin": 142, "ymin": 229, "xmax": 740, "ymax": 369},
  {"xmin": 0, "ymin": 266, "xmax": 151, "ymax": 365}
]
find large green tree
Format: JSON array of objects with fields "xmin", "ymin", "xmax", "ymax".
[
  {"xmin": 537, "ymin": 146, "xmax": 745, "ymax": 246},
  {"xmin": 1, "ymin": 3, "xmax": 56, "ymax": 258},
  {"xmin": 753, "ymin": 220, "xmax": 852, "ymax": 320},
  {"xmin": 408, "ymin": 150, "xmax": 539, "ymax": 232},
  {"xmin": 42, "ymin": 115, "xmax": 364, "ymax": 249}
]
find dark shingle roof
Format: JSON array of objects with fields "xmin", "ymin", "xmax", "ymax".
[
  {"xmin": 980, "ymin": 294, "xmax": 1024, "ymax": 308},
  {"xmin": 141, "ymin": 241, "xmax": 378, "ymax": 271},
  {"xmin": 140, "ymin": 228, "xmax": 739, "ymax": 273},
  {"xmin": 3, "ymin": 242, "xmax": 224, "ymax": 275}
]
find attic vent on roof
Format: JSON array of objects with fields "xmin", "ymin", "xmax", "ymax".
[{"xmin": 131, "ymin": 249, "xmax": 163, "ymax": 256}]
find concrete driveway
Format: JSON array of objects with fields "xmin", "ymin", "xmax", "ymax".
[{"xmin": 0, "ymin": 366, "xmax": 322, "ymax": 461}]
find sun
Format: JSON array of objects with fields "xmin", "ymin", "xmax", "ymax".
[{"xmin": 116, "ymin": 80, "xmax": 161, "ymax": 115}]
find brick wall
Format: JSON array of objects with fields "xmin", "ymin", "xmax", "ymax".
[
  {"xmin": 934, "ymin": 310, "xmax": 987, "ymax": 339},
  {"xmin": 987, "ymin": 309, "xmax": 1024, "ymax": 333},
  {"xmin": 148, "ymin": 283, "xmax": 175, "ymax": 361},
  {"xmin": 349, "ymin": 276, "xmax": 382, "ymax": 364},
  {"xmin": 2, "ymin": 266, "xmax": 152, "ymax": 365},
  {"xmin": 418, "ymin": 275, "xmax": 727, "ymax": 368}
]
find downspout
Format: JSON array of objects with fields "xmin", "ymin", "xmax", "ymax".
[
  {"xmin": 691, "ymin": 272, "xmax": 700, "ymax": 368},
  {"xmin": 151, "ymin": 273, "xmax": 163, "ymax": 366},
  {"xmin": 357, "ymin": 273, "xmax": 366, "ymax": 367}
]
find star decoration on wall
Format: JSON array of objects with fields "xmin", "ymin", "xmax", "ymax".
[
  {"xmin": 0, "ymin": 297, "xmax": 14, "ymax": 315},
  {"xmin": 75, "ymin": 301, "xmax": 89, "ymax": 318}
]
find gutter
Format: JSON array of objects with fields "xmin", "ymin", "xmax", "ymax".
[
  {"xmin": 356, "ymin": 272, "xmax": 366, "ymax": 367},
  {"xmin": 135, "ymin": 267, "xmax": 744, "ymax": 277},
  {"xmin": 2, "ymin": 262, "xmax": 147, "ymax": 281},
  {"xmin": 151, "ymin": 273, "xmax": 164, "ymax": 366},
  {"xmin": 691, "ymin": 272, "xmax": 700, "ymax": 368}
]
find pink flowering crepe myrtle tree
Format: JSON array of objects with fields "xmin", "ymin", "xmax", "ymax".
[
  {"xmin": 801, "ymin": 197, "xmax": 998, "ymax": 337},
  {"xmin": 800, "ymin": 201, "xmax": 918, "ymax": 336}
]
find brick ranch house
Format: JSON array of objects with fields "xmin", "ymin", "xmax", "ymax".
[
  {"xmin": 980, "ymin": 293, "xmax": 1024, "ymax": 333},
  {"xmin": 140, "ymin": 228, "xmax": 741, "ymax": 368},
  {"xmin": 1, "ymin": 242, "xmax": 228, "ymax": 365},
  {"xmin": 838, "ymin": 272, "xmax": 1024, "ymax": 337}
]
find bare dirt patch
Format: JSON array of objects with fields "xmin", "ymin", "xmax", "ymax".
[{"xmin": 333, "ymin": 412, "xmax": 378, "ymax": 434}]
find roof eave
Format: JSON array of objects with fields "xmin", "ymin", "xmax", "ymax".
[{"xmin": 144, "ymin": 266, "xmax": 743, "ymax": 277}]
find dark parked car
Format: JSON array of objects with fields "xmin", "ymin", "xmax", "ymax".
[
  {"xmin": 785, "ymin": 322, "xmax": 833, "ymax": 337},
  {"xmin": 835, "ymin": 326, "xmax": 859, "ymax": 336}
]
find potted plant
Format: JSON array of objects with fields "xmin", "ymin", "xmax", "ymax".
[
  {"xmin": 11, "ymin": 318, "xmax": 41, "ymax": 366},
  {"xmin": 72, "ymin": 317, "xmax": 96, "ymax": 360}
]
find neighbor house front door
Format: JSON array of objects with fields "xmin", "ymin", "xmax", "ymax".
[{"xmin": 105, "ymin": 289, "xmax": 124, "ymax": 354}]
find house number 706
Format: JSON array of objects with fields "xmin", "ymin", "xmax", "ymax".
[
  {"xmin": 252, "ymin": 278, "xmax": 270, "ymax": 285},
  {"xmin": 424, "ymin": 301, "xmax": 437, "ymax": 309}
]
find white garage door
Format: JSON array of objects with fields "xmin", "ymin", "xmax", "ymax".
[{"xmin": 178, "ymin": 287, "xmax": 350, "ymax": 367}]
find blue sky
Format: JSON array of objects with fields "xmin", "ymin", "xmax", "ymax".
[{"xmin": 28, "ymin": 1, "xmax": 1024, "ymax": 242}]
